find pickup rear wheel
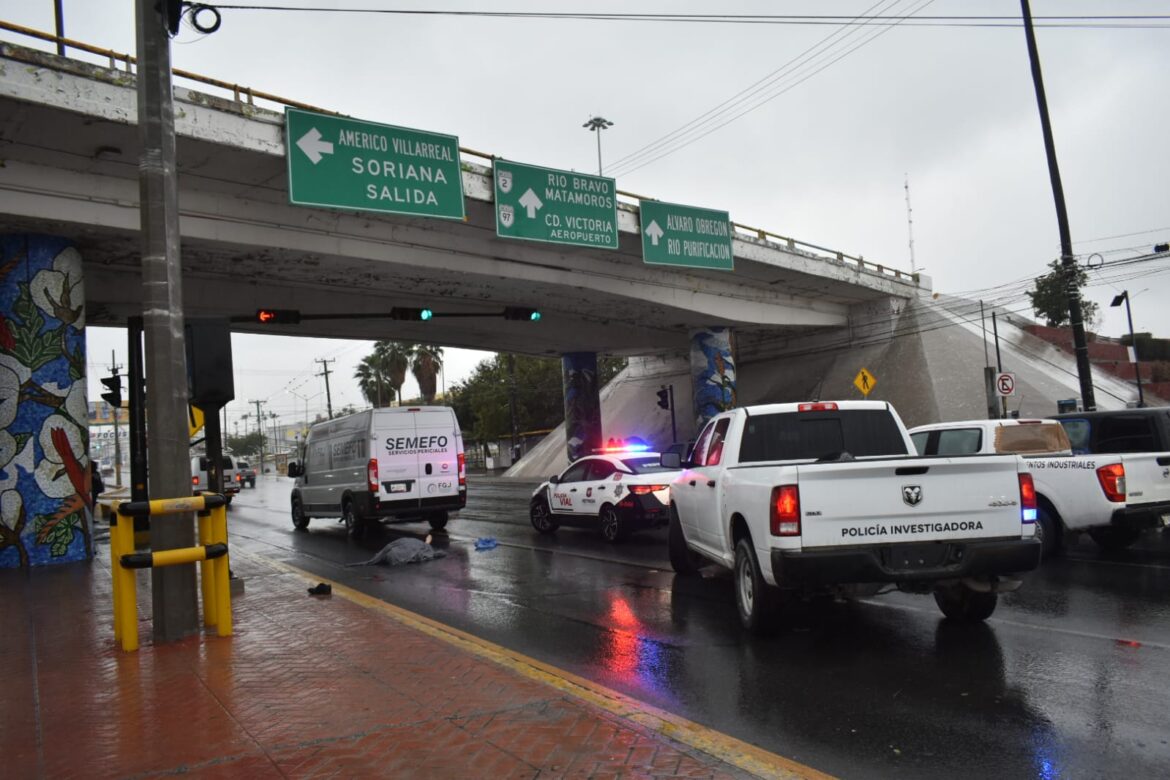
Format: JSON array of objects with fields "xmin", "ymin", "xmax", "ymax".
[
  {"xmin": 933, "ymin": 584, "xmax": 997, "ymax": 622},
  {"xmin": 734, "ymin": 538, "xmax": 781, "ymax": 635},
  {"xmin": 1088, "ymin": 526, "xmax": 1141, "ymax": 552},
  {"xmin": 1037, "ymin": 506, "xmax": 1062, "ymax": 559},
  {"xmin": 668, "ymin": 507, "xmax": 703, "ymax": 575}
]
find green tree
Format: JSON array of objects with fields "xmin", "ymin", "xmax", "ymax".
[
  {"xmin": 375, "ymin": 341, "xmax": 412, "ymax": 403},
  {"xmin": 1026, "ymin": 260, "xmax": 1099, "ymax": 328},
  {"xmin": 410, "ymin": 345, "xmax": 445, "ymax": 403},
  {"xmin": 355, "ymin": 353, "xmax": 393, "ymax": 407},
  {"xmin": 226, "ymin": 431, "xmax": 265, "ymax": 457}
]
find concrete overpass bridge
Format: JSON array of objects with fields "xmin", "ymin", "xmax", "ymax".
[{"xmin": 0, "ymin": 27, "xmax": 927, "ymax": 569}]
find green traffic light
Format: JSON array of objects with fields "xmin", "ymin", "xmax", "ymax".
[
  {"xmin": 421, "ymin": 308, "xmax": 433, "ymax": 321},
  {"xmin": 530, "ymin": 311, "xmax": 541, "ymax": 322}
]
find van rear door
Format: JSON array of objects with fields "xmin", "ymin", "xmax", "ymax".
[
  {"xmin": 375, "ymin": 409, "xmax": 424, "ymax": 505},
  {"xmin": 413, "ymin": 408, "xmax": 462, "ymax": 506}
]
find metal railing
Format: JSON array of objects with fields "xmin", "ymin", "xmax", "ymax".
[
  {"xmin": 110, "ymin": 493, "xmax": 232, "ymax": 652},
  {"xmin": 0, "ymin": 19, "xmax": 919, "ymax": 286}
]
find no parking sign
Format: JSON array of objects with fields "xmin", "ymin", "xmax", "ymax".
[{"xmin": 995, "ymin": 372, "xmax": 1016, "ymax": 397}]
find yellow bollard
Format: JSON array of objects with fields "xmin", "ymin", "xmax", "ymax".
[
  {"xmin": 111, "ymin": 503, "xmax": 122, "ymax": 644},
  {"xmin": 198, "ymin": 512, "xmax": 217, "ymax": 627},
  {"xmin": 212, "ymin": 504, "xmax": 232, "ymax": 637},
  {"xmin": 115, "ymin": 512, "xmax": 139, "ymax": 652}
]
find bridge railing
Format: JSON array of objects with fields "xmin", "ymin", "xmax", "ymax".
[{"xmin": 0, "ymin": 20, "xmax": 920, "ymax": 287}]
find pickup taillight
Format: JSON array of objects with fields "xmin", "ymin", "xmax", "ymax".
[
  {"xmin": 770, "ymin": 485, "xmax": 801, "ymax": 536},
  {"xmin": 798, "ymin": 402, "xmax": 838, "ymax": 412},
  {"xmin": 1096, "ymin": 463, "xmax": 1126, "ymax": 503},
  {"xmin": 1018, "ymin": 473, "xmax": 1037, "ymax": 523},
  {"xmin": 367, "ymin": 458, "xmax": 379, "ymax": 494}
]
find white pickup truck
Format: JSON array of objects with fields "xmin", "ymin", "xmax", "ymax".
[
  {"xmin": 910, "ymin": 418, "xmax": 1167, "ymax": 553},
  {"xmin": 662, "ymin": 401, "xmax": 1042, "ymax": 634}
]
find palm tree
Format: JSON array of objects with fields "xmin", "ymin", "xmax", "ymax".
[
  {"xmin": 410, "ymin": 345, "xmax": 444, "ymax": 403},
  {"xmin": 354, "ymin": 354, "xmax": 390, "ymax": 407},
  {"xmin": 375, "ymin": 341, "xmax": 412, "ymax": 405}
]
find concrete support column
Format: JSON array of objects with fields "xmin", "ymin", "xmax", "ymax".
[
  {"xmin": 0, "ymin": 235, "xmax": 92, "ymax": 568},
  {"xmin": 561, "ymin": 352, "xmax": 601, "ymax": 462},
  {"xmin": 690, "ymin": 327, "xmax": 737, "ymax": 429}
]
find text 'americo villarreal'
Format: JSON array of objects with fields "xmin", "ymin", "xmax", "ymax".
[{"xmin": 337, "ymin": 129, "xmax": 456, "ymax": 206}]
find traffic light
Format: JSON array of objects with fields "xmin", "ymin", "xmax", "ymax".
[
  {"xmin": 101, "ymin": 373, "xmax": 122, "ymax": 408},
  {"xmin": 391, "ymin": 307, "xmax": 433, "ymax": 321},
  {"xmin": 504, "ymin": 307, "xmax": 541, "ymax": 322},
  {"xmin": 656, "ymin": 386, "xmax": 670, "ymax": 410},
  {"xmin": 255, "ymin": 309, "xmax": 301, "ymax": 324}
]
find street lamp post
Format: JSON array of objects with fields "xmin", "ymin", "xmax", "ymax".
[
  {"xmin": 1111, "ymin": 290, "xmax": 1145, "ymax": 407},
  {"xmin": 582, "ymin": 116, "xmax": 614, "ymax": 175}
]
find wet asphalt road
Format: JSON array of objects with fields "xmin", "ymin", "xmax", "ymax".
[{"xmin": 227, "ymin": 474, "xmax": 1170, "ymax": 779}]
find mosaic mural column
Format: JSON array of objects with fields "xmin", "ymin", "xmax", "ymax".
[
  {"xmin": 561, "ymin": 352, "xmax": 601, "ymax": 462},
  {"xmin": 0, "ymin": 235, "xmax": 92, "ymax": 568},
  {"xmin": 690, "ymin": 327, "xmax": 737, "ymax": 429}
]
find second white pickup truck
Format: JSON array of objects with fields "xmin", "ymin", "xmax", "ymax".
[
  {"xmin": 910, "ymin": 418, "xmax": 1165, "ymax": 553},
  {"xmin": 663, "ymin": 401, "xmax": 1042, "ymax": 634}
]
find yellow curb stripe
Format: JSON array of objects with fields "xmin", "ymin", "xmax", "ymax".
[{"xmin": 241, "ymin": 550, "xmax": 834, "ymax": 780}]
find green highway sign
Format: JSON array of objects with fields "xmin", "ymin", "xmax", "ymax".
[
  {"xmin": 285, "ymin": 108, "xmax": 465, "ymax": 220},
  {"xmin": 493, "ymin": 160, "xmax": 618, "ymax": 250},
  {"xmin": 639, "ymin": 199, "xmax": 734, "ymax": 270}
]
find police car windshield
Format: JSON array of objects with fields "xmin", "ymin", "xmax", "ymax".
[{"xmin": 620, "ymin": 456, "xmax": 673, "ymax": 474}]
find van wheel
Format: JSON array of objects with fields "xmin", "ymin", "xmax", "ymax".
[
  {"xmin": 933, "ymin": 584, "xmax": 997, "ymax": 622},
  {"xmin": 1088, "ymin": 526, "xmax": 1141, "ymax": 552},
  {"xmin": 734, "ymin": 537, "xmax": 781, "ymax": 635},
  {"xmin": 291, "ymin": 497, "xmax": 310, "ymax": 531},
  {"xmin": 599, "ymin": 505, "xmax": 627, "ymax": 543},
  {"xmin": 428, "ymin": 512, "xmax": 449, "ymax": 531},
  {"xmin": 530, "ymin": 498, "xmax": 558, "ymax": 534},
  {"xmin": 342, "ymin": 500, "xmax": 367, "ymax": 540},
  {"xmin": 668, "ymin": 507, "xmax": 703, "ymax": 575}
]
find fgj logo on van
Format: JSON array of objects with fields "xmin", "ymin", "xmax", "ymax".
[{"xmin": 902, "ymin": 485, "xmax": 923, "ymax": 507}]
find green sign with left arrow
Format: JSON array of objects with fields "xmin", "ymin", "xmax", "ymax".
[{"xmin": 285, "ymin": 107, "xmax": 465, "ymax": 220}]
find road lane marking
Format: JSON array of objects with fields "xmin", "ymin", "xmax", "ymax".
[
  {"xmin": 239, "ymin": 549, "xmax": 833, "ymax": 780},
  {"xmin": 861, "ymin": 599, "xmax": 1170, "ymax": 651}
]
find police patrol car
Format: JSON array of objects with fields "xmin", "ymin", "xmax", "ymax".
[{"xmin": 529, "ymin": 444, "xmax": 683, "ymax": 542}]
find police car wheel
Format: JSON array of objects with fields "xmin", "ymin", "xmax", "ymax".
[
  {"xmin": 933, "ymin": 584, "xmax": 997, "ymax": 622},
  {"xmin": 530, "ymin": 498, "xmax": 558, "ymax": 534},
  {"xmin": 599, "ymin": 505, "xmax": 627, "ymax": 543},
  {"xmin": 291, "ymin": 497, "xmax": 310, "ymax": 531}
]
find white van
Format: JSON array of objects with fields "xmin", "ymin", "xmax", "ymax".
[
  {"xmin": 287, "ymin": 406, "xmax": 466, "ymax": 537},
  {"xmin": 190, "ymin": 454, "xmax": 241, "ymax": 504}
]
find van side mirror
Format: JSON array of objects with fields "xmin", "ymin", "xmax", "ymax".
[
  {"xmin": 660, "ymin": 452, "xmax": 681, "ymax": 469},
  {"xmin": 287, "ymin": 462, "xmax": 302, "ymax": 478},
  {"xmin": 548, "ymin": 475, "xmax": 560, "ymax": 485}
]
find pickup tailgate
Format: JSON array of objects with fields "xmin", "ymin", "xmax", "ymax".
[
  {"xmin": 1122, "ymin": 452, "xmax": 1170, "ymax": 508},
  {"xmin": 795, "ymin": 457, "xmax": 1026, "ymax": 549}
]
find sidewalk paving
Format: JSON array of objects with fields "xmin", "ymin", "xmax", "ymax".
[{"xmin": 1, "ymin": 543, "xmax": 820, "ymax": 779}]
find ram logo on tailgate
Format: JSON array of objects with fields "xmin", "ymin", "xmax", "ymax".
[{"xmin": 902, "ymin": 485, "xmax": 923, "ymax": 507}]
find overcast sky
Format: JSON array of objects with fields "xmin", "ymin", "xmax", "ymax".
[{"xmin": 5, "ymin": 0, "xmax": 1168, "ymax": 429}]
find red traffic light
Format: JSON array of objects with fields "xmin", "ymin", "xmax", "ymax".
[{"xmin": 255, "ymin": 309, "xmax": 301, "ymax": 324}]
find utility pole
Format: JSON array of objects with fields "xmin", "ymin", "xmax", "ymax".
[
  {"xmin": 250, "ymin": 400, "xmax": 266, "ymax": 473},
  {"xmin": 137, "ymin": 0, "xmax": 199, "ymax": 641},
  {"xmin": 109, "ymin": 350, "xmax": 124, "ymax": 488},
  {"xmin": 507, "ymin": 353, "xmax": 519, "ymax": 461},
  {"xmin": 1019, "ymin": 0, "xmax": 1096, "ymax": 411},
  {"xmin": 316, "ymin": 358, "xmax": 335, "ymax": 419}
]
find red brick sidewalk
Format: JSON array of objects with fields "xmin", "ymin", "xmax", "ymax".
[{"xmin": 0, "ymin": 549, "xmax": 822, "ymax": 779}]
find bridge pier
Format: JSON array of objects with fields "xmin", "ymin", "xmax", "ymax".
[
  {"xmin": 561, "ymin": 352, "xmax": 602, "ymax": 462},
  {"xmin": 690, "ymin": 327, "xmax": 737, "ymax": 429},
  {"xmin": 0, "ymin": 234, "xmax": 93, "ymax": 568}
]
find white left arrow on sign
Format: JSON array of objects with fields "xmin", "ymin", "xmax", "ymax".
[
  {"xmin": 296, "ymin": 128, "xmax": 334, "ymax": 164},
  {"xmin": 519, "ymin": 188, "xmax": 543, "ymax": 219},
  {"xmin": 644, "ymin": 220, "xmax": 664, "ymax": 246}
]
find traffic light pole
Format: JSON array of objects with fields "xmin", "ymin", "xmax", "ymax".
[
  {"xmin": 667, "ymin": 385, "xmax": 677, "ymax": 446},
  {"xmin": 109, "ymin": 351, "xmax": 123, "ymax": 488},
  {"xmin": 137, "ymin": 0, "xmax": 199, "ymax": 641}
]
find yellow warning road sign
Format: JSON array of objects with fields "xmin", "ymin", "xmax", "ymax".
[
  {"xmin": 853, "ymin": 367, "xmax": 877, "ymax": 397},
  {"xmin": 188, "ymin": 404, "xmax": 205, "ymax": 437}
]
